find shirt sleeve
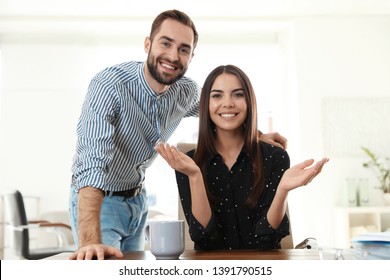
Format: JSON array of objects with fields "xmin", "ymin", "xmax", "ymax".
[
  {"xmin": 174, "ymin": 152, "xmax": 222, "ymax": 250},
  {"xmin": 254, "ymin": 146, "xmax": 291, "ymax": 244},
  {"xmin": 72, "ymin": 77, "xmax": 119, "ymax": 190},
  {"xmin": 183, "ymin": 82, "xmax": 200, "ymax": 118}
]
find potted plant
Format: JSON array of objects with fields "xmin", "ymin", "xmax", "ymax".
[{"xmin": 361, "ymin": 146, "xmax": 390, "ymax": 205}]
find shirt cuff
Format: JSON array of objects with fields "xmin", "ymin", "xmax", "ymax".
[
  {"xmin": 254, "ymin": 215, "xmax": 290, "ymax": 237},
  {"xmin": 188, "ymin": 212, "xmax": 218, "ymax": 243}
]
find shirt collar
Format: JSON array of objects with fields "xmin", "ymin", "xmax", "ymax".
[
  {"xmin": 138, "ymin": 62, "xmax": 160, "ymax": 100},
  {"xmin": 209, "ymin": 144, "xmax": 250, "ymax": 164}
]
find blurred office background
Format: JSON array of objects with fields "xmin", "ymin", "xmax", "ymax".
[{"xmin": 1, "ymin": 0, "xmax": 390, "ymax": 258}]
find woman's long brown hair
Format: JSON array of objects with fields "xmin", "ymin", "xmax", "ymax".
[{"xmin": 193, "ymin": 65, "xmax": 264, "ymax": 208}]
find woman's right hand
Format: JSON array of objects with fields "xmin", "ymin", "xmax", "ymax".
[{"xmin": 155, "ymin": 143, "xmax": 200, "ymax": 177}]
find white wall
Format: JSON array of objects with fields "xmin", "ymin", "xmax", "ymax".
[
  {"xmin": 288, "ymin": 16, "xmax": 390, "ymax": 245},
  {"xmin": 1, "ymin": 0, "xmax": 390, "ymax": 251}
]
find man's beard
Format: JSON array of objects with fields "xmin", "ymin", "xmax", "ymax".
[{"xmin": 146, "ymin": 54, "xmax": 186, "ymax": 85}]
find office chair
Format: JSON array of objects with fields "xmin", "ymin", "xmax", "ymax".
[{"xmin": 3, "ymin": 190, "xmax": 75, "ymax": 259}]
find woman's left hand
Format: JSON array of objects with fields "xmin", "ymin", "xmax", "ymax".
[{"xmin": 278, "ymin": 157, "xmax": 329, "ymax": 192}]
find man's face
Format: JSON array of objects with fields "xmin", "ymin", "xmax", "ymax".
[{"xmin": 145, "ymin": 19, "xmax": 195, "ymax": 86}]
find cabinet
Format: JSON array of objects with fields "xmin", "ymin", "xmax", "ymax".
[{"xmin": 334, "ymin": 207, "xmax": 390, "ymax": 248}]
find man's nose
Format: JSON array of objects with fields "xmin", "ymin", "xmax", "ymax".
[{"xmin": 166, "ymin": 48, "xmax": 179, "ymax": 62}]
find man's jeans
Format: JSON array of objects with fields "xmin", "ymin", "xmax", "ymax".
[{"xmin": 69, "ymin": 185, "xmax": 148, "ymax": 251}]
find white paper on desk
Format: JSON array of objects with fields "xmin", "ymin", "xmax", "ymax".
[{"xmin": 351, "ymin": 231, "xmax": 390, "ymax": 243}]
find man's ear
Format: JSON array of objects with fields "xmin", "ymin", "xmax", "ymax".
[{"xmin": 144, "ymin": 37, "xmax": 151, "ymax": 54}]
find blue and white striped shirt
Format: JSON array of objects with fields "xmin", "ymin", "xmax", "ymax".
[{"xmin": 71, "ymin": 61, "xmax": 200, "ymax": 192}]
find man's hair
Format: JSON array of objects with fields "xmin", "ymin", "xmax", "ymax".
[{"xmin": 150, "ymin": 9, "xmax": 199, "ymax": 49}]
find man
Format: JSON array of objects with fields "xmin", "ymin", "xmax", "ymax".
[{"xmin": 69, "ymin": 9, "xmax": 287, "ymax": 260}]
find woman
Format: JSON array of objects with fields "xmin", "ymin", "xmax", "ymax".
[{"xmin": 155, "ymin": 65, "xmax": 328, "ymax": 250}]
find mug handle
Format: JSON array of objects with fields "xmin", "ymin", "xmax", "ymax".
[{"xmin": 145, "ymin": 223, "xmax": 151, "ymax": 243}]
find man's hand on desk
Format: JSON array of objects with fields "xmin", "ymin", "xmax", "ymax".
[{"xmin": 67, "ymin": 243, "xmax": 123, "ymax": 260}]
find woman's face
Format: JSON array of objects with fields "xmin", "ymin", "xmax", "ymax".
[{"xmin": 208, "ymin": 73, "xmax": 247, "ymax": 133}]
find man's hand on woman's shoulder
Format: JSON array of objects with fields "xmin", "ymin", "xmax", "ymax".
[{"xmin": 258, "ymin": 131, "xmax": 288, "ymax": 150}]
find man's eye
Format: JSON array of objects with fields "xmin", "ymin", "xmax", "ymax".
[
  {"xmin": 162, "ymin": 42, "xmax": 170, "ymax": 47},
  {"xmin": 180, "ymin": 48, "xmax": 190, "ymax": 55}
]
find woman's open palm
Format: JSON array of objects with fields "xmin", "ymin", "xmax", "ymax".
[
  {"xmin": 155, "ymin": 143, "xmax": 200, "ymax": 177},
  {"xmin": 278, "ymin": 158, "xmax": 329, "ymax": 192}
]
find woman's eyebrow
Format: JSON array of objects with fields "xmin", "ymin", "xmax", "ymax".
[{"xmin": 210, "ymin": 88, "xmax": 244, "ymax": 93}]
